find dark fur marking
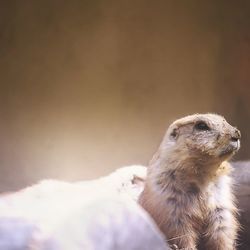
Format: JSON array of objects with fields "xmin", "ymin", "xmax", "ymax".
[
  {"xmin": 216, "ymin": 225, "xmax": 227, "ymax": 232},
  {"xmin": 165, "ymin": 169, "xmax": 176, "ymax": 180},
  {"xmin": 171, "ymin": 186, "xmax": 183, "ymax": 195},
  {"xmin": 215, "ymin": 207, "xmax": 224, "ymax": 213},
  {"xmin": 187, "ymin": 183, "xmax": 200, "ymax": 195},
  {"xmin": 167, "ymin": 197, "xmax": 177, "ymax": 205},
  {"xmin": 217, "ymin": 134, "xmax": 221, "ymax": 140}
]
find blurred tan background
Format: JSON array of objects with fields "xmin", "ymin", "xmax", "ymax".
[{"xmin": 0, "ymin": 1, "xmax": 250, "ymax": 191}]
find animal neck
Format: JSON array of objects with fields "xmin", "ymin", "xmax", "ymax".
[{"xmin": 145, "ymin": 149, "xmax": 224, "ymax": 193}]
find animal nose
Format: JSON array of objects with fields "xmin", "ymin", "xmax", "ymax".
[{"xmin": 231, "ymin": 129, "xmax": 241, "ymax": 142}]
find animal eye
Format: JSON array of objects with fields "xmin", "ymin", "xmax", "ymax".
[{"xmin": 194, "ymin": 121, "xmax": 210, "ymax": 131}]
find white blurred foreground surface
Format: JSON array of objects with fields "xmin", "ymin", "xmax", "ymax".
[{"xmin": 0, "ymin": 166, "xmax": 169, "ymax": 250}]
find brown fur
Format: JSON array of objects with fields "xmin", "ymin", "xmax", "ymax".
[{"xmin": 139, "ymin": 114, "xmax": 240, "ymax": 250}]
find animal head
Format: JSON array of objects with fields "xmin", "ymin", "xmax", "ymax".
[{"xmin": 160, "ymin": 114, "xmax": 241, "ymax": 166}]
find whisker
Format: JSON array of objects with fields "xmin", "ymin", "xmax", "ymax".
[{"xmin": 167, "ymin": 233, "xmax": 191, "ymax": 241}]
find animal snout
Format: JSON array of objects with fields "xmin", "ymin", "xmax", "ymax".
[{"xmin": 231, "ymin": 128, "xmax": 241, "ymax": 142}]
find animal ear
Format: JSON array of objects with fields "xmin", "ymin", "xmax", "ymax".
[{"xmin": 170, "ymin": 127, "xmax": 179, "ymax": 139}]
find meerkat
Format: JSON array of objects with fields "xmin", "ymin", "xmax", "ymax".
[{"xmin": 139, "ymin": 114, "xmax": 241, "ymax": 250}]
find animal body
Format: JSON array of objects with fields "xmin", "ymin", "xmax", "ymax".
[{"xmin": 139, "ymin": 114, "xmax": 241, "ymax": 250}]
